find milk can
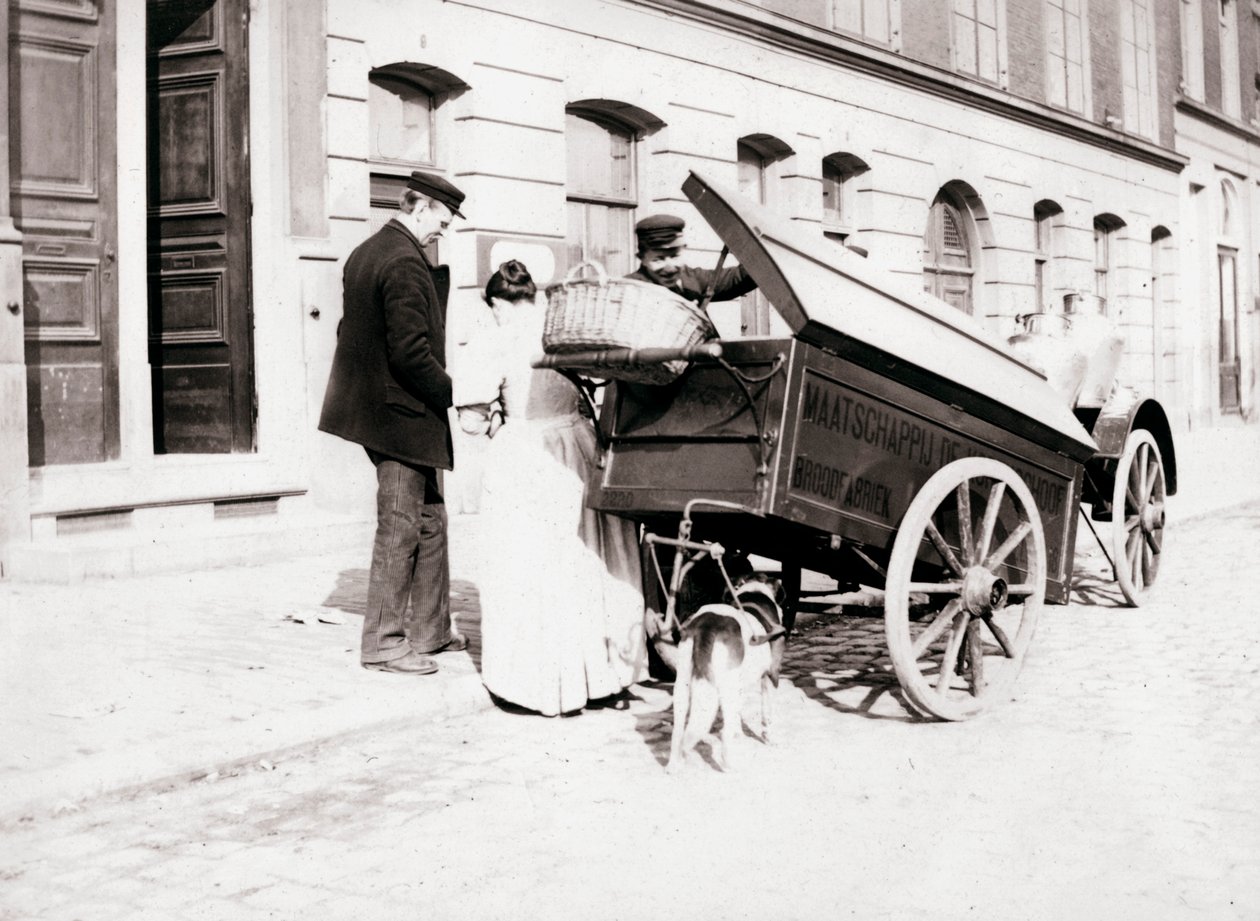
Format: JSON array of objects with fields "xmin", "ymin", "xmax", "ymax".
[
  {"xmin": 1006, "ymin": 312, "xmax": 1088, "ymax": 406},
  {"xmin": 1063, "ymin": 293, "xmax": 1124, "ymax": 408}
]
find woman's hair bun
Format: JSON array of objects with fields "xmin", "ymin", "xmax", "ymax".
[
  {"xmin": 497, "ymin": 260, "xmax": 531, "ymax": 284},
  {"xmin": 485, "ymin": 259, "xmax": 537, "ymax": 306}
]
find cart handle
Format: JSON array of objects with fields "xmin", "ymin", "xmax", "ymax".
[{"xmin": 531, "ymin": 341, "xmax": 724, "ymax": 371}]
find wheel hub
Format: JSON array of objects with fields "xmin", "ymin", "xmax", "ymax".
[
  {"xmin": 1140, "ymin": 501, "xmax": 1165, "ymax": 534},
  {"xmin": 961, "ymin": 566, "xmax": 1007, "ymax": 616}
]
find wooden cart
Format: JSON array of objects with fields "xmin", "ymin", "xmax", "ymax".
[{"xmin": 538, "ymin": 172, "xmax": 1177, "ymax": 721}]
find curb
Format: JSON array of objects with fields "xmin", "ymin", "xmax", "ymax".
[{"xmin": 0, "ymin": 669, "xmax": 494, "ymax": 825}]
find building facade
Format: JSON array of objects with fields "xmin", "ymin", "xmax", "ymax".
[{"xmin": 0, "ymin": 0, "xmax": 1254, "ymax": 578}]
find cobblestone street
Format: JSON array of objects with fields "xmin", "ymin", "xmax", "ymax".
[{"xmin": 2, "ymin": 502, "xmax": 1258, "ymax": 921}]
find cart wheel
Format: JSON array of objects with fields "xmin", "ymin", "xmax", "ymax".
[
  {"xmin": 885, "ymin": 458, "xmax": 1047, "ymax": 721},
  {"xmin": 1111, "ymin": 429, "xmax": 1166, "ymax": 606}
]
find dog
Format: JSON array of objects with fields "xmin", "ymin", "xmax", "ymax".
[{"xmin": 667, "ymin": 574, "xmax": 787, "ymax": 772}]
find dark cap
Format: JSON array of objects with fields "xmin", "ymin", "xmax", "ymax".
[
  {"xmin": 407, "ymin": 170, "xmax": 466, "ymax": 219},
  {"xmin": 635, "ymin": 213, "xmax": 685, "ymax": 250}
]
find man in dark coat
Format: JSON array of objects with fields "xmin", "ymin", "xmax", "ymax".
[
  {"xmin": 625, "ymin": 213, "xmax": 757, "ymax": 303},
  {"xmin": 319, "ymin": 170, "xmax": 468, "ymax": 675}
]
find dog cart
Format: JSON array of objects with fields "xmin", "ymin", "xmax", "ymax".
[{"xmin": 536, "ymin": 172, "xmax": 1177, "ymax": 721}]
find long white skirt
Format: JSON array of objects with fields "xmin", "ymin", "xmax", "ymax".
[{"xmin": 478, "ymin": 415, "xmax": 646, "ymax": 716}]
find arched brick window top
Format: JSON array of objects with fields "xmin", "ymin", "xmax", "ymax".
[
  {"xmin": 370, "ymin": 62, "xmax": 470, "ymax": 99},
  {"xmin": 738, "ymin": 133, "xmax": 795, "ymax": 162},
  {"xmin": 567, "ymin": 99, "xmax": 666, "ymax": 138},
  {"xmin": 1034, "ymin": 198, "xmax": 1063, "ymax": 222},
  {"xmin": 824, "ymin": 151, "xmax": 869, "ymax": 178},
  {"xmin": 1094, "ymin": 212, "xmax": 1126, "ymax": 233}
]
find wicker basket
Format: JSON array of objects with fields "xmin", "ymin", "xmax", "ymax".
[{"xmin": 543, "ymin": 260, "xmax": 718, "ymax": 385}]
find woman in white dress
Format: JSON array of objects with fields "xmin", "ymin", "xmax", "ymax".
[{"xmin": 454, "ymin": 261, "xmax": 646, "ymax": 716}]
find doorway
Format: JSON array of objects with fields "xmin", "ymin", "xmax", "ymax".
[{"xmin": 147, "ymin": 0, "xmax": 255, "ymax": 453}]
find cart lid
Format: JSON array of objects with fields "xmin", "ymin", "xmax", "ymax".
[{"xmin": 683, "ymin": 171, "xmax": 1097, "ymax": 461}]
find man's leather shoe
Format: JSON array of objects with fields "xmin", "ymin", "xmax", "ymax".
[
  {"xmin": 363, "ymin": 651, "xmax": 438, "ymax": 675},
  {"xmin": 426, "ymin": 633, "xmax": 468, "ymax": 655}
]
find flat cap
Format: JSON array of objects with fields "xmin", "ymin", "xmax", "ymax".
[
  {"xmin": 407, "ymin": 170, "xmax": 466, "ymax": 218},
  {"xmin": 635, "ymin": 213, "xmax": 685, "ymax": 250}
]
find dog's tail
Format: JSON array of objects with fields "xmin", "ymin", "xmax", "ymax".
[{"xmin": 748, "ymin": 624, "xmax": 787, "ymax": 646}]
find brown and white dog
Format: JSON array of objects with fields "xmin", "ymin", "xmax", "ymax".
[{"xmin": 667, "ymin": 575, "xmax": 787, "ymax": 772}]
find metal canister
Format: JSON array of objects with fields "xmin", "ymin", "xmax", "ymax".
[
  {"xmin": 1006, "ymin": 312, "xmax": 1088, "ymax": 406},
  {"xmin": 1063, "ymin": 294, "xmax": 1124, "ymax": 408}
]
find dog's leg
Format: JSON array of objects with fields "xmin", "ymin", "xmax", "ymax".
[
  {"xmin": 715, "ymin": 670, "xmax": 743, "ymax": 771},
  {"xmin": 667, "ymin": 637, "xmax": 695, "ymax": 772},
  {"xmin": 684, "ymin": 680, "xmax": 720, "ymax": 754},
  {"xmin": 758, "ymin": 674, "xmax": 774, "ymax": 745}
]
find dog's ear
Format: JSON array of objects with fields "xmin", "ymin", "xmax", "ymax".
[{"xmin": 750, "ymin": 573, "xmax": 786, "ymax": 606}]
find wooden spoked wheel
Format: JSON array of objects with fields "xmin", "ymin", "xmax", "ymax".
[
  {"xmin": 1111, "ymin": 430, "xmax": 1166, "ymax": 606},
  {"xmin": 885, "ymin": 458, "xmax": 1047, "ymax": 721}
]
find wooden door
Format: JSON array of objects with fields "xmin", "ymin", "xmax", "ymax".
[
  {"xmin": 1218, "ymin": 247, "xmax": 1242, "ymax": 412},
  {"xmin": 147, "ymin": 0, "xmax": 254, "ymax": 453},
  {"xmin": 11, "ymin": 0, "xmax": 118, "ymax": 465}
]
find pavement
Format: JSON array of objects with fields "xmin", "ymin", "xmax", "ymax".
[{"xmin": 0, "ymin": 419, "xmax": 1256, "ymax": 824}]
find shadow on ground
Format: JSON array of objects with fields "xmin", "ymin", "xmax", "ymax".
[
  {"xmin": 320, "ymin": 568, "xmax": 484, "ymax": 669},
  {"xmin": 779, "ymin": 611, "xmax": 924, "ymax": 723}
]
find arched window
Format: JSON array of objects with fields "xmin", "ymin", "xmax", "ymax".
[
  {"xmin": 1034, "ymin": 199, "xmax": 1063, "ymax": 311},
  {"xmin": 736, "ymin": 134, "xmax": 794, "ymax": 334},
  {"xmin": 369, "ymin": 74, "xmax": 434, "ymax": 167},
  {"xmin": 366, "ymin": 64, "xmax": 468, "ymax": 245},
  {"xmin": 924, "ymin": 188, "xmax": 978, "ymax": 314},
  {"xmin": 1093, "ymin": 213, "xmax": 1125, "ymax": 304},
  {"xmin": 821, "ymin": 152, "xmax": 870, "ymax": 243},
  {"xmin": 565, "ymin": 101, "xmax": 662, "ymax": 276},
  {"xmin": 737, "ymin": 134, "xmax": 792, "ymax": 207}
]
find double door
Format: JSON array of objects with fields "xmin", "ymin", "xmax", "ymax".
[{"xmin": 11, "ymin": 0, "xmax": 254, "ymax": 467}]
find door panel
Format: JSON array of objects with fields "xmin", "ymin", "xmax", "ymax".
[
  {"xmin": 12, "ymin": 0, "xmax": 118, "ymax": 465},
  {"xmin": 147, "ymin": 0, "xmax": 254, "ymax": 453}
]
